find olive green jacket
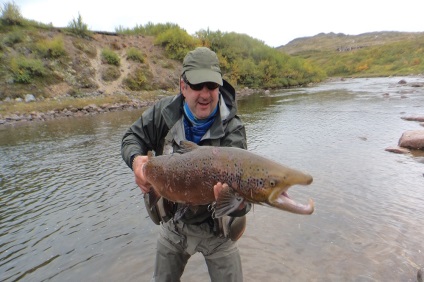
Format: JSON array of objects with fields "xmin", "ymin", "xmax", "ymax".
[{"xmin": 121, "ymin": 80, "xmax": 250, "ymax": 223}]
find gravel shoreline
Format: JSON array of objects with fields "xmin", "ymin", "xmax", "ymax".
[
  {"xmin": 0, "ymin": 88, "xmax": 261, "ymax": 127},
  {"xmin": 0, "ymin": 99, "xmax": 155, "ymax": 126}
]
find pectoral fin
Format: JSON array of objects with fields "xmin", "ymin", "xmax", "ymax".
[
  {"xmin": 144, "ymin": 190, "xmax": 161, "ymax": 225},
  {"xmin": 214, "ymin": 186, "xmax": 244, "ymax": 218}
]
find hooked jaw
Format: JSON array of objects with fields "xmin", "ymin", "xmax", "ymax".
[
  {"xmin": 267, "ymin": 173, "xmax": 314, "ymax": 215},
  {"xmin": 270, "ymin": 191, "xmax": 315, "ymax": 215}
]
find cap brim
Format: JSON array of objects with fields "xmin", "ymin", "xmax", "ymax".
[{"xmin": 185, "ymin": 69, "xmax": 223, "ymax": 86}]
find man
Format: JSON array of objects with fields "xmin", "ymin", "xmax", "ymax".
[{"xmin": 121, "ymin": 47, "xmax": 250, "ymax": 282}]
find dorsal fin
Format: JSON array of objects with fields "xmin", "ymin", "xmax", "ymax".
[{"xmin": 177, "ymin": 140, "xmax": 199, "ymax": 154}]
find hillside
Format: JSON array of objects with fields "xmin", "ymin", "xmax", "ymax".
[
  {"xmin": 0, "ymin": 29, "xmax": 182, "ymax": 100},
  {"xmin": 277, "ymin": 31, "xmax": 424, "ymax": 78},
  {"xmin": 278, "ymin": 31, "xmax": 424, "ymax": 55}
]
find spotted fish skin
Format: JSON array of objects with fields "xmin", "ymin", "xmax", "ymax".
[{"xmin": 143, "ymin": 141, "xmax": 314, "ymax": 216}]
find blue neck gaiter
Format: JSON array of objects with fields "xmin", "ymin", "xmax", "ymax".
[{"xmin": 183, "ymin": 102, "xmax": 218, "ymax": 144}]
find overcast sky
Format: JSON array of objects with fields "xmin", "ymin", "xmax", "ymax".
[{"xmin": 14, "ymin": 0, "xmax": 424, "ymax": 47}]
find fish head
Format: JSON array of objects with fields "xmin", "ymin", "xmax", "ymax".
[{"xmin": 255, "ymin": 165, "xmax": 314, "ymax": 215}]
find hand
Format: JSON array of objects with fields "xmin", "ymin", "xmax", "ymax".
[
  {"xmin": 213, "ymin": 182, "xmax": 246, "ymax": 210},
  {"xmin": 132, "ymin": 155, "xmax": 151, "ymax": 193}
]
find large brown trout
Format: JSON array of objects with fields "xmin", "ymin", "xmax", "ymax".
[{"xmin": 143, "ymin": 141, "xmax": 314, "ymax": 217}]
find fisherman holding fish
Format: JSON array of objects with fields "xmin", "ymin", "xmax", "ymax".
[{"xmin": 122, "ymin": 47, "xmax": 251, "ymax": 282}]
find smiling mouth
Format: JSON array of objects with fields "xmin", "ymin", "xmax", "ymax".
[{"xmin": 198, "ymin": 101, "xmax": 210, "ymax": 106}]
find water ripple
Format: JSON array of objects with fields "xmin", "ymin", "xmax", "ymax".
[{"xmin": 1, "ymin": 78, "xmax": 424, "ymax": 281}]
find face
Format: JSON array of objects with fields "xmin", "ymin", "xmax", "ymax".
[{"xmin": 181, "ymin": 78, "xmax": 220, "ymax": 119}]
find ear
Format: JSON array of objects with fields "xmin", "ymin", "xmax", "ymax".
[{"xmin": 180, "ymin": 77, "xmax": 187, "ymax": 97}]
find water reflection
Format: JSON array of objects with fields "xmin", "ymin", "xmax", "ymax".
[{"xmin": 0, "ymin": 77, "xmax": 423, "ymax": 281}]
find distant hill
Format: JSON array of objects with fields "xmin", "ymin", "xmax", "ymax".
[
  {"xmin": 277, "ymin": 31, "xmax": 424, "ymax": 78},
  {"xmin": 278, "ymin": 31, "xmax": 424, "ymax": 55}
]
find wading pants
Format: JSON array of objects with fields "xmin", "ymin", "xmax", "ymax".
[{"xmin": 152, "ymin": 219, "xmax": 243, "ymax": 282}]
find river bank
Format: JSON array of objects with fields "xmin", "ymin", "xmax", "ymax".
[
  {"xmin": 0, "ymin": 98, "xmax": 154, "ymax": 126},
  {"xmin": 1, "ymin": 76, "xmax": 422, "ymax": 128},
  {"xmin": 0, "ymin": 87, "xmax": 261, "ymax": 126}
]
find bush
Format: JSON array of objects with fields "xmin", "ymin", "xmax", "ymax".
[
  {"xmin": 101, "ymin": 65, "xmax": 120, "ymax": 81},
  {"xmin": 154, "ymin": 27, "xmax": 198, "ymax": 61},
  {"xmin": 123, "ymin": 67, "xmax": 152, "ymax": 90},
  {"xmin": 0, "ymin": 1, "xmax": 23, "ymax": 26},
  {"xmin": 116, "ymin": 22, "xmax": 181, "ymax": 36},
  {"xmin": 36, "ymin": 36, "xmax": 67, "ymax": 58},
  {"xmin": 67, "ymin": 13, "xmax": 91, "ymax": 38},
  {"xmin": 101, "ymin": 48, "xmax": 120, "ymax": 66},
  {"xmin": 10, "ymin": 56, "xmax": 46, "ymax": 83},
  {"xmin": 2, "ymin": 28, "xmax": 25, "ymax": 46},
  {"xmin": 126, "ymin": 47, "xmax": 144, "ymax": 63}
]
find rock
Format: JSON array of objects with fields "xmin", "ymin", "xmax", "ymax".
[
  {"xmin": 7, "ymin": 114, "xmax": 22, "ymax": 121},
  {"xmin": 398, "ymin": 130, "xmax": 424, "ymax": 150},
  {"xmin": 411, "ymin": 83, "xmax": 424, "ymax": 87},
  {"xmin": 398, "ymin": 79, "xmax": 407, "ymax": 84},
  {"xmin": 25, "ymin": 94, "xmax": 36, "ymax": 102},
  {"xmin": 401, "ymin": 116, "xmax": 424, "ymax": 122},
  {"xmin": 418, "ymin": 267, "xmax": 423, "ymax": 282},
  {"xmin": 385, "ymin": 146, "xmax": 410, "ymax": 154}
]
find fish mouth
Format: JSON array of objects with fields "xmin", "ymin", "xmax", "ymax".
[{"xmin": 268, "ymin": 188, "xmax": 314, "ymax": 215}]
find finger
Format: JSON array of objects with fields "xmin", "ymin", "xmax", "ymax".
[
  {"xmin": 213, "ymin": 182, "xmax": 223, "ymax": 199},
  {"xmin": 139, "ymin": 185, "xmax": 151, "ymax": 194}
]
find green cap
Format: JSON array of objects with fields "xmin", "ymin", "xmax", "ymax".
[{"xmin": 182, "ymin": 47, "xmax": 223, "ymax": 86}]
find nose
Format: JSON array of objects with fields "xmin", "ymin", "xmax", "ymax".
[{"xmin": 198, "ymin": 86, "xmax": 211, "ymax": 96}]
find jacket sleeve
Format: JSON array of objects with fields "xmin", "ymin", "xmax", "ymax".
[
  {"xmin": 220, "ymin": 115, "xmax": 248, "ymax": 150},
  {"xmin": 121, "ymin": 101, "xmax": 169, "ymax": 169}
]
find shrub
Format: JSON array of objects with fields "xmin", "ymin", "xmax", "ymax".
[
  {"xmin": 101, "ymin": 48, "xmax": 120, "ymax": 66},
  {"xmin": 126, "ymin": 47, "xmax": 144, "ymax": 63},
  {"xmin": 10, "ymin": 56, "xmax": 46, "ymax": 83},
  {"xmin": 116, "ymin": 22, "xmax": 181, "ymax": 36},
  {"xmin": 154, "ymin": 27, "xmax": 198, "ymax": 61},
  {"xmin": 101, "ymin": 65, "xmax": 120, "ymax": 81},
  {"xmin": 67, "ymin": 13, "xmax": 91, "ymax": 38},
  {"xmin": 36, "ymin": 36, "xmax": 67, "ymax": 58},
  {"xmin": 123, "ymin": 67, "xmax": 152, "ymax": 90},
  {"xmin": 2, "ymin": 29, "xmax": 25, "ymax": 46},
  {"xmin": 0, "ymin": 1, "xmax": 23, "ymax": 26}
]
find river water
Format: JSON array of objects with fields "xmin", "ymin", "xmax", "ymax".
[{"xmin": 1, "ymin": 77, "xmax": 423, "ymax": 281}]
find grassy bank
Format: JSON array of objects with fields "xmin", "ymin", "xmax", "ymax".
[{"xmin": 0, "ymin": 91, "xmax": 169, "ymax": 117}]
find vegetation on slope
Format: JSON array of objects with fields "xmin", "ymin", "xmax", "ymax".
[
  {"xmin": 0, "ymin": 2, "xmax": 324, "ymax": 103},
  {"xmin": 1, "ymin": 1, "xmax": 422, "ymax": 118},
  {"xmin": 279, "ymin": 32, "xmax": 424, "ymax": 77}
]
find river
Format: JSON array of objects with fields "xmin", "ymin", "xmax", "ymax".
[{"xmin": 1, "ymin": 77, "xmax": 423, "ymax": 281}]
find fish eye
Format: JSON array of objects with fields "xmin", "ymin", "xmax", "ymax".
[{"xmin": 270, "ymin": 180, "xmax": 276, "ymax": 187}]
